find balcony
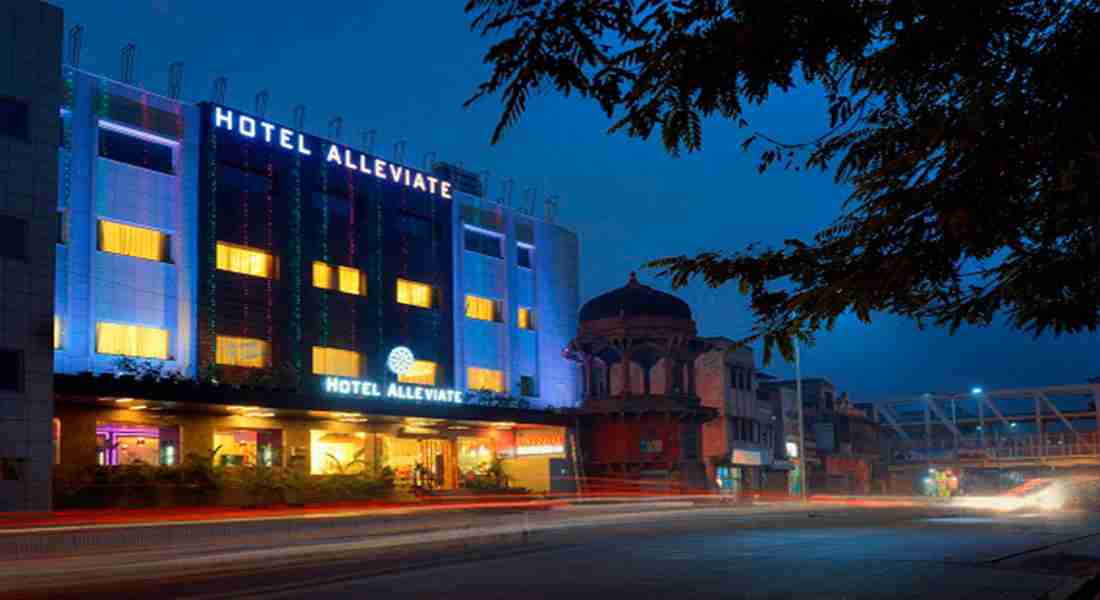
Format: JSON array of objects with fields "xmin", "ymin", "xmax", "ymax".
[{"xmin": 579, "ymin": 393, "xmax": 714, "ymax": 419}]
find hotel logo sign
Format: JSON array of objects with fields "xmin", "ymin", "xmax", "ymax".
[
  {"xmin": 212, "ymin": 106, "xmax": 453, "ymax": 200},
  {"xmin": 323, "ymin": 347, "xmax": 463, "ymax": 404}
]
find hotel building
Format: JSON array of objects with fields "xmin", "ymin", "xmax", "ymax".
[{"xmin": 11, "ymin": 30, "xmax": 582, "ymax": 509}]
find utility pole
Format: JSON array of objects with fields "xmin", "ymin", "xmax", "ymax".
[{"xmin": 796, "ymin": 340, "xmax": 807, "ymax": 503}]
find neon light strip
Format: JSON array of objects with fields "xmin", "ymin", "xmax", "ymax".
[
  {"xmin": 98, "ymin": 119, "xmax": 181, "ymax": 147},
  {"xmin": 463, "ymin": 223, "xmax": 505, "ymax": 239},
  {"xmin": 517, "ymin": 241, "xmax": 535, "ymax": 249}
]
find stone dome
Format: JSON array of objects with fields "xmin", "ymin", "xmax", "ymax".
[{"xmin": 579, "ymin": 273, "xmax": 693, "ymax": 323}]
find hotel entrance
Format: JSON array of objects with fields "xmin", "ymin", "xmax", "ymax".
[{"xmin": 383, "ymin": 436, "xmax": 459, "ymax": 491}]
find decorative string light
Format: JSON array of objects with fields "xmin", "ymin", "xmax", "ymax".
[{"xmin": 205, "ymin": 114, "xmax": 218, "ymax": 374}]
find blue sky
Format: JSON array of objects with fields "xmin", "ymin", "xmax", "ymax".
[{"xmin": 51, "ymin": 0, "xmax": 1099, "ymax": 398}]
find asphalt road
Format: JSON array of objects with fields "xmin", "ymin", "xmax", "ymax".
[{"xmin": 6, "ymin": 504, "xmax": 1100, "ymax": 599}]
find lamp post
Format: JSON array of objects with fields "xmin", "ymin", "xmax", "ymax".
[{"xmin": 795, "ymin": 339, "xmax": 807, "ymax": 503}]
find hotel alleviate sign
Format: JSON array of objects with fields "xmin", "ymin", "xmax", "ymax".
[
  {"xmin": 323, "ymin": 347, "xmax": 464, "ymax": 404},
  {"xmin": 212, "ymin": 106, "xmax": 454, "ymax": 200}
]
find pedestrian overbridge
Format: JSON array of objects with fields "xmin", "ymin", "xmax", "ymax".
[{"xmin": 863, "ymin": 383, "xmax": 1100, "ymax": 468}]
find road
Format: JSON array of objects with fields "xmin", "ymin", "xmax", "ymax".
[{"xmin": 4, "ymin": 503, "xmax": 1100, "ymax": 599}]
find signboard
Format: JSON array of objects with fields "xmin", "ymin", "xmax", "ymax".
[
  {"xmin": 731, "ymin": 449, "xmax": 764, "ymax": 465},
  {"xmin": 212, "ymin": 106, "xmax": 453, "ymax": 199},
  {"xmin": 322, "ymin": 347, "xmax": 463, "ymax": 404},
  {"xmin": 640, "ymin": 439, "xmax": 664, "ymax": 454},
  {"xmin": 516, "ymin": 431, "xmax": 566, "ymax": 456}
]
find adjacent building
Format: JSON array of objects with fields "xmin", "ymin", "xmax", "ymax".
[
  {"xmin": 0, "ymin": 0, "xmax": 62, "ymax": 511},
  {"xmin": 568, "ymin": 274, "xmax": 776, "ymax": 495},
  {"xmin": 759, "ymin": 377, "xmax": 883, "ymax": 494}
]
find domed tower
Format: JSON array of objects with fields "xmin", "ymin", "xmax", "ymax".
[{"xmin": 568, "ymin": 273, "xmax": 716, "ymax": 489}]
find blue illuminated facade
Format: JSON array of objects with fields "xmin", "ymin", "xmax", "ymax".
[
  {"xmin": 53, "ymin": 67, "xmax": 580, "ymax": 410},
  {"xmin": 55, "ymin": 66, "xmax": 200, "ymax": 377}
]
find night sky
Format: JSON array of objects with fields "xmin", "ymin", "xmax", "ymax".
[{"xmin": 51, "ymin": 0, "xmax": 1098, "ymax": 399}]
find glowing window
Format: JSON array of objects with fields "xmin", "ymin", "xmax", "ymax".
[
  {"xmin": 215, "ymin": 335, "xmax": 270, "ymax": 368},
  {"xmin": 310, "ymin": 430, "xmax": 368, "ymax": 475},
  {"xmin": 312, "ymin": 346, "xmax": 362, "ymax": 377},
  {"xmin": 313, "ymin": 261, "xmax": 366, "ymax": 296},
  {"xmin": 518, "ymin": 307, "xmax": 535, "ymax": 330},
  {"xmin": 53, "ymin": 316, "xmax": 61, "ymax": 349},
  {"xmin": 467, "ymin": 367, "xmax": 505, "ymax": 393},
  {"xmin": 396, "ymin": 278, "xmax": 432, "ymax": 308},
  {"xmin": 399, "ymin": 360, "xmax": 437, "ymax": 386},
  {"xmin": 338, "ymin": 266, "xmax": 366, "ymax": 295},
  {"xmin": 98, "ymin": 220, "xmax": 168, "ymax": 262},
  {"xmin": 96, "ymin": 322, "xmax": 170, "ymax": 359},
  {"xmin": 465, "ymin": 295, "xmax": 499, "ymax": 322},
  {"xmin": 312, "ymin": 261, "xmax": 333, "ymax": 289},
  {"xmin": 216, "ymin": 242, "xmax": 273, "ymax": 278}
]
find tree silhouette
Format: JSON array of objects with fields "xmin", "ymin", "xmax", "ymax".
[{"xmin": 466, "ymin": 0, "xmax": 1100, "ymax": 362}]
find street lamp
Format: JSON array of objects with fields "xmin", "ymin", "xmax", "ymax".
[
  {"xmin": 795, "ymin": 339, "xmax": 807, "ymax": 504},
  {"xmin": 971, "ymin": 387, "xmax": 983, "ymax": 395}
]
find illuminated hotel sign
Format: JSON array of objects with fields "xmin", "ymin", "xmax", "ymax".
[
  {"xmin": 323, "ymin": 347, "xmax": 463, "ymax": 403},
  {"xmin": 212, "ymin": 106, "xmax": 453, "ymax": 200},
  {"xmin": 323, "ymin": 377, "xmax": 463, "ymax": 403}
]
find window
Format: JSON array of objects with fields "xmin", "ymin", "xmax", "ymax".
[
  {"xmin": 465, "ymin": 295, "xmax": 501, "ymax": 322},
  {"xmin": 518, "ymin": 307, "xmax": 535, "ymax": 330},
  {"xmin": 467, "ymin": 367, "xmax": 505, "ymax": 393},
  {"xmin": 216, "ymin": 242, "xmax": 274, "ymax": 278},
  {"xmin": 96, "ymin": 424, "xmax": 180, "ymax": 466},
  {"xmin": 214, "ymin": 429, "xmax": 282, "ymax": 467},
  {"xmin": 396, "ymin": 278, "xmax": 433, "ymax": 308},
  {"xmin": 399, "ymin": 213, "xmax": 434, "ymax": 240},
  {"xmin": 0, "ymin": 350, "xmax": 22, "ymax": 391},
  {"xmin": 312, "ymin": 346, "xmax": 362, "ymax": 377},
  {"xmin": 520, "ymin": 375, "xmax": 538, "ymax": 397},
  {"xmin": 464, "ymin": 226, "xmax": 502, "ymax": 258},
  {"xmin": 0, "ymin": 215, "xmax": 27, "ymax": 261},
  {"xmin": 98, "ymin": 219, "xmax": 170, "ymax": 262},
  {"xmin": 98, "ymin": 124, "xmax": 175, "ymax": 174},
  {"xmin": 53, "ymin": 316, "xmax": 61, "ymax": 350},
  {"xmin": 338, "ymin": 266, "xmax": 366, "ymax": 295},
  {"xmin": 311, "ymin": 430, "xmax": 367, "ymax": 475},
  {"xmin": 0, "ymin": 98, "xmax": 29, "ymax": 141},
  {"xmin": 313, "ymin": 261, "xmax": 366, "ymax": 296},
  {"xmin": 312, "ymin": 261, "xmax": 332, "ymax": 289},
  {"xmin": 399, "ymin": 360, "xmax": 437, "ymax": 386},
  {"xmin": 517, "ymin": 243, "xmax": 534, "ymax": 269},
  {"xmin": 96, "ymin": 322, "xmax": 170, "ymax": 359},
  {"xmin": 216, "ymin": 335, "xmax": 270, "ymax": 368},
  {"xmin": 57, "ymin": 210, "xmax": 68, "ymax": 244}
]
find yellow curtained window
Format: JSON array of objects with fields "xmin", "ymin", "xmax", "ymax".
[
  {"xmin": 312, "ymin": 346, "xmax": 362, "ymax": 377},
  {"xmin": 337, "ymin": 266, "xmax": 365, "ymax": 295},
  {"xmin": 96, "ymin": 322, "xmax": 170, "ymax": 359},
  {"xmin": 396, "ymin": 278, "xmax": 432, "ymax": 308},
  {"xmin": 467, "ymin": 367, "xmax": 505, "ymax": 393},
  {"xmin": 399, "ymin": 360, "xmax": 437, "ymax": 385},
  {"xmin": 215, "ymin": 335, "xmax": 270, "ymax": 368},
  {"xmin": 465, "ymin": 295, "xmax": 497, "ymax": 322},
  {"xmin": 517, "ymin": 307, "xmax": 534, "ymax": 330},
  {"xmin": 98, "ymin": 220, "xmax": 167, "ymax": 262},
  {"xmin": 312, "ymin": 261, "xmax": 333, "ymax": 289},
  {"xmin": 314, "ymin": 261, "xmax": 365, "ymax": 296},
  {"xmin": 216, "ymin": 242, "xmax": 273, "ymax": 278}
]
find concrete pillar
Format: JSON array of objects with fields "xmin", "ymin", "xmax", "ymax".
[{"xmin": 622, "ymin": 347, "xmax": 633, "ymax": 397}]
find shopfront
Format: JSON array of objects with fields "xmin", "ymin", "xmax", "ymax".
[{"xmin": 54, "ymin": 374, "xmax": 573, "ymax": 496}]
